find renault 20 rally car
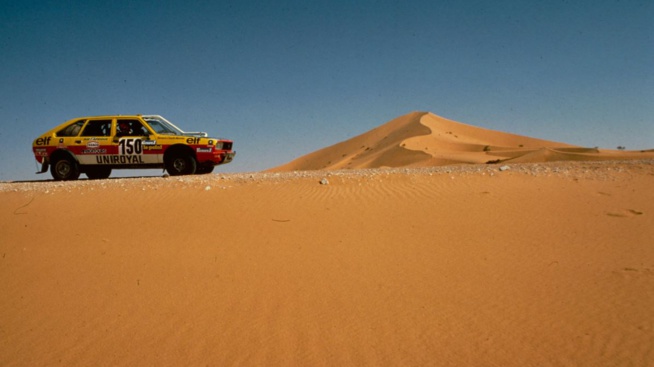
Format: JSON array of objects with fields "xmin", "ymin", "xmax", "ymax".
[{"xmin": 32, "ymin": 115, "xmax": 235, "ymax": 180}]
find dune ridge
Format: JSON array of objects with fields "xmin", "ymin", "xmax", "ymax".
[
  {"xmin": 270, "ymin": 112, "xmax": 433, "ymax": 171},
  {"xmin": 271, "ymin": 112, "xmax": 654, "ymax": 171}
]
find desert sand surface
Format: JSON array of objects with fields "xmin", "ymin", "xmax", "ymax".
[
  {"xmin": 271, "ymin": 112, "xmax": 654, "ymax": 171},
  {"xmin": 1, "ymin": 160, "xmax": 654, "ymax": 366}
]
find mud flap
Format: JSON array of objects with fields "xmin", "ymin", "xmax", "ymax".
[{"xmin": 36, "ymin": 161, "xmax": 49, "ymax": 174}]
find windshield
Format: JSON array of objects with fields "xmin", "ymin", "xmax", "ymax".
[{"xmin": 142, "ymin": 115, "xmax": 185, "ymax": 135}]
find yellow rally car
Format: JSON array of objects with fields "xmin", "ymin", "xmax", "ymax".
[{"xmin": 32, "ymin": 115, "xmax": 235, "ymax": 180}]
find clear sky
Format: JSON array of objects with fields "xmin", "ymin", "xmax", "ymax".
[{"xmin": 1, "ymin": 0, "xmax": 652, "ymax": 180}]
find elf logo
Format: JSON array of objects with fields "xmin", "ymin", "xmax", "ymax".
[{"xmin": 35, "ymin": 137, "xmax": 52, "ymax": 146}]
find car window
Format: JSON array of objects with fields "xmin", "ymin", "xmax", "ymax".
[
  {"xmin": 81, "ymin": 119, "xmax": 112, "ymax": 137},
  {"xmin": 116, "ymin": 119, "xmax": 150, "ymax": 137},
  {"xmin": 57, "ymin": 120, "xmax": 85, "ymax": 137},
  {"xmin": 144, "ymin": 118, "xmax": 178, "ymax": 135}
]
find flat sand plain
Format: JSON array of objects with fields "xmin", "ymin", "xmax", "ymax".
[{"xmin": 1, "ymin": 160, "xmax": 653, "ymax": 366}]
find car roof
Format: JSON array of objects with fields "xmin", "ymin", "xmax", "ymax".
[{"xmin": 76, "ymin": 115, "xmax": 148, "ymax": 119}]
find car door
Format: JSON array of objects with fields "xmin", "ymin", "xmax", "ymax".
[
  {"xmin": 70, "ymin": 118, "xmax": 114, "ymax": 165},
  {"xmin": 114, "ymin": 119, "xmax": 159, "ymax": 165}
]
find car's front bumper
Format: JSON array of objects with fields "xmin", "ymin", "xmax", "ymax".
[{"xmin": 222, "ymin": 151, "xmax": 235, "ymax": 164}]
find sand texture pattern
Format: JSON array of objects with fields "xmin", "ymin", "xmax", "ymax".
[{"xmin": 1, "ymin": 160, "xmax": 653, "ymax": 366}]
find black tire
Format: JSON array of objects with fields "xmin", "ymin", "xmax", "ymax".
[
  {"xmin": 50, "ymin": 155, "xmax": 80, "ymax": 181},
  {"xmin": 165, "ymin": 153, "xmax": 197, "ymax": 176},
  {"xmin": 85, "ymin": 166, "xmax": 112, "ymax": 180},
  {"xmin": 195, "ymin": 165, "xmax": 214, "ymax": 174}
]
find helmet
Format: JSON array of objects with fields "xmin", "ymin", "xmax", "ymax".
[{"xmin": 119, "ymin": 122, "xmax": 129, "ymax": 133}]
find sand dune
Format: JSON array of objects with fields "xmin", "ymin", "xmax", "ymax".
[
  {"xmin": 271, "ymin": 112, "xmax": 654, "ymax": 170},
  {"xmin": 1, "ymin": 160, "xmax": 654, "ymax": 366}
]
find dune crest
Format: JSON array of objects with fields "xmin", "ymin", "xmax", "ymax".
[
  {"xmin": 270, "ymin": 112, "xmax": 432, "ymax": 171},
  {"xmin": 270, "ymin": 112, "xmax": 654, "ymax": 171}
]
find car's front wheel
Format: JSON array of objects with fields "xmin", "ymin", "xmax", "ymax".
[
  {"xmin": 51, "ymin": 155, "xmax": 80, "ymax": 181},
  {"xmin": 85, "ymin": 166, "xmax": 112, "ymax": 180},
  {"xmin": 165, "ymin": 153, "xmax": 197, "ymax": 176}
]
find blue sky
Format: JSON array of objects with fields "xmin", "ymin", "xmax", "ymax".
[{"xmin": 1, "ymin": 0, "xmax": 652, "ymax": 180}]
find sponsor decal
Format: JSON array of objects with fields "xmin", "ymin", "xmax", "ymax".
[
  {"xmin": 196, "ymin": 147, "xmax": 212, "ymax": 153},
  {"xmin": 144, "ymin": 145, "xmax": 162, "ymax": 151},
  {"xmin": 95, "ymin": 155, "xmax": 145, "ymax": 164},
  {"xmin": 143, "ymin": 140, "xmax": 157, "ymax": 146},
  {"xmin": 186, "ymin": 137, "xmax": 201, "ymax": 144},
  {"xmin": 82, "ymin": 149, "xmax": 107, "ymax": 154},
  {"xmin": 34, "ymin": 148, "xmax": 48, "ymax": 156},
  {"xmin": 35, "ymin": 137, "xmax": 52, "ymax": 145},
  {"xmin": 208, "ymin": 140, "xmax": 214, "ymax": 146},
  {"xmin": 87, "ymin": 141, "xmax": 100, "ymax": 148}
]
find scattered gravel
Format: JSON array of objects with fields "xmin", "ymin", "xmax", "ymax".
[{"xmin": 1, "ymin": 159, "xmax": 653, "ymax": 194}]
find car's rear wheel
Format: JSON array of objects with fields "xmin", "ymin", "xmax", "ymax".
[
  {"xmin": 51, "ymin": 155, "xmax": 80, "ymax": 181},
  {"xmin": 85, "ymin": 166, "xmax": 112, "ymax": 180},
  {"xmin": 165, "ymin": 153, "xmax": 197, "ymax": 176}
]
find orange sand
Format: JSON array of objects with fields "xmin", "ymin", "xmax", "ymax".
[{"xmin": 1, "ymin": 160, "xmax": 653, "ymax": 366}]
